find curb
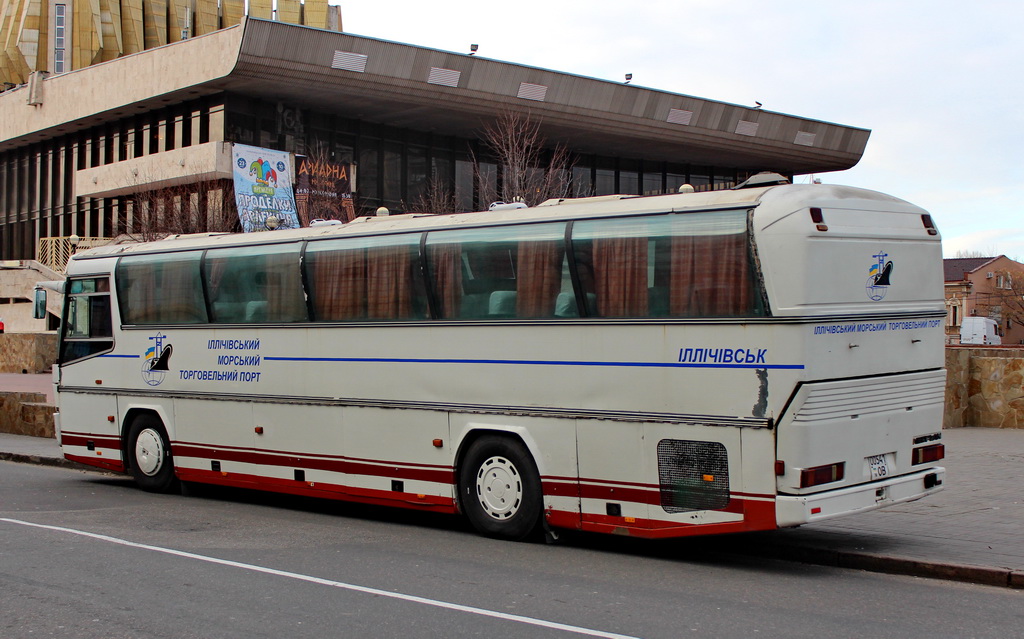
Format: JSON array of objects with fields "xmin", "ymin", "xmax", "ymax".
[
  {"xmin": 0, "ymin": 451, "xmax": 89, "ymax": 471},
  {"xmin": 737, "ymin": 542, "xmax": 1024, "ymax": 589}
]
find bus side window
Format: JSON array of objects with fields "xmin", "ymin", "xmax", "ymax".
[
  {"xmin": 60, "ymin": 277, "xmax": 114, "ymax": 363},
  {"xmin": 116, "ymin": 252, "xmax": 208, "ymax": 324},
  {"xmin": 425, "ymin": 222, "xmax": 571, "ymax": 320},
  {"xmin": 304, "ymin": 234, "xmax": 428, "ymax": 322},
  {"xmin": 204, "ymin": 244, "xmax": 307, "ymax": 324},
  {"xmin": 571, "ymin": 211, "xmax": 761, "ymax": 319}
]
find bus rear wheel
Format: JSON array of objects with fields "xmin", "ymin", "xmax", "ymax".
[
  {"xmin": 459, "ymin": 435, "xmax": 542, "ymax": 541},
  {"xmin": 127, "ymin": 415, "xmax": 178, "ymax": 493}
]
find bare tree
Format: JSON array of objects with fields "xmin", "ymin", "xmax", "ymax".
[
  {"xmin": 408, "ymin": 177, "xmax": 462, "ymax": 215},
  {"xmin": 972, "ymin": 267, "xmax": 1024, "ymax": 331},
  {"xmin": 118, "ymin": 179, "xmax": 238, "ymax": 242},
  {"xmin": 476, "ymin": 110, "xmax": 574, "ymax": 207},
  {"xmin": 955, "ymin": 248, "xmax": 997, "ymax": 258},
  {"xmin": 405, "ymin": 110, "xmax": 574, "ymax": 215}
]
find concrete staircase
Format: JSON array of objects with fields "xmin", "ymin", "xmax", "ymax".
[{"xmin": 0, "ymin": 260, "xmax": 64, "ymax": 333}]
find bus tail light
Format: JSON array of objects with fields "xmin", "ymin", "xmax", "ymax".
[
  {"xmin": 921, "ymin": 214, "xmax": 938, "ymax": 235},
  {"xmin": 912, "ymin": 443, "xmax": 944, "ymax": 465},
  {"xmin": 800, "ymin": 462, "xmax": 845, "ymax": 488},
  {"xmin": 809, "ymin": 207, "xmax": 828, "ymax": 231}
]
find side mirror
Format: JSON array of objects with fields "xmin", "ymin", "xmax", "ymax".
[{"xmin": 33, "ymin": 288, "xmax": 47, "ymax": 319}]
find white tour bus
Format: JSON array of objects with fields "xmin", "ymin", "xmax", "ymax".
[{"xmin": 50, "ymin": 176, "xmax": 946, "ymax": 541}]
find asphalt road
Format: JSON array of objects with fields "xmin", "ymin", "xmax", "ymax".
[{"xmin": 3, "ymin": 461, "xmax": 1022, "ymax": 639}]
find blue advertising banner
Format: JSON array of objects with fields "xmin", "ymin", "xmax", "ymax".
[{"xmin": 231, "ymin": 144, "xmax": 299, "ymax": 232}]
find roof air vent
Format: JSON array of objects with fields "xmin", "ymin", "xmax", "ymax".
[
  {"xmin": 666, "ymin": 108, "xmax": 694, "ymax": 125},
  {"xmin": 732, "ymin": 172, "xmax": 790, "ymax": 189},
  {"xmin": 427, "ymin": 67, "xmax": 461, "ymax": 87},
  {"xmin": 794, "ymin": 131, "xmax": 816, "ymax": 146},
  {"xmin": 517, "ymin": 82, "xmax": 548, "ymax": 101},
  {"xmin": 735, "ymin": 120, "xmax": 759, "ymax": 136},
  {"xmin": 489, "ymin": 201, "xmax": 528, "ymax": 211},
  {"xmin": 332, "ymin": 51, "xmax": 368, "ymax": 73}
]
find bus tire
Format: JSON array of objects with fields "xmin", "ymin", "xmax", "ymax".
[
  {"xmin": 127, "ymin": 414, "xmax": 178, "ymax": 493},
  {"xmin": 459, "ymin": 435, "xmax": 542, "ymax": 541}
]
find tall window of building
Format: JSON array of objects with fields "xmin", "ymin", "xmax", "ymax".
[{"xmin": 54, "ymin": 5, "xmax": 67, "ymax": 74}]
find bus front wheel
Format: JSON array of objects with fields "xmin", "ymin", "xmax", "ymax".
[
  {"xmin": 127, "ymin": 415, "xmax": 178, "ymax": 493},
  {"xmin": 459, "ymin": 435, "xmax": 542, "ymax": 541}
]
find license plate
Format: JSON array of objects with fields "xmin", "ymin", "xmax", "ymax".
[{"xmin": 866, "ymin": 453, "xmax": 895, "ymax": 481}]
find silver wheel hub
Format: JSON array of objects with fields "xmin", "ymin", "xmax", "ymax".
[
  {"xmin": 135, "ymin": 428, "xmax": 164, "ymax": 477},
  {"xmin": 475, "ymin": 456, "xmax": 522, "ymax": 520}
]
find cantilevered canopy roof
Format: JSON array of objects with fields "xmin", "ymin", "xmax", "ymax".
[{"xmin": 1, "ymin": 18, "xmax": 869, "ymax": 174}]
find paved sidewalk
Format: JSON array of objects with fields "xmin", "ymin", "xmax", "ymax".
[
  {"xmin": 2, "ymin": 415, "xmax": 1022, "ymax": 588},
  {"xmin": 0, "ymin": 372, "xmax": 53, "ymax": 402},
  {"xmin": 744, "ymin": 427, "xmax": 1024, "ymax": 588}
]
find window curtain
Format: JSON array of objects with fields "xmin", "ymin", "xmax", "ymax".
[
  {"xmin": 366, "ymin": 245, "xmax": 413, "ymax": 319},
  {"xmin": 204, "ymin": 256, "xmax": 231, "ymax": 319},
  {"xmin": 429, "ymin": 243, "xmax": 463, "ymax": 319},
  {"xmin": 120, "ymin": 262, "xmax": 156, "ymax": 324},
  {"xmin": 265, "ymin": 255, "xmax": 305, "ymax": 322},
  {"xmin": 516, "ymin": 240, "xmax": 564, "ymax": 318},
  {"xmin": 669, "ymin": 232, "xmax": 751, "ymax": 316},
  {"xmin": 159, "ymin": 258, "xmax": 206, "ymax": 322},
  {"xmin": 592, "ymin": 237, "xmax": 648, "ymax": 317},
  {"xmin": 312, "ymin": 248, "xmax": 367, "ymax": 320}
]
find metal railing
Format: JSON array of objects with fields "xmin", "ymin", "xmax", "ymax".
[{"xmin": 37, "ymin": 236, "xmax": 113, "ymax": 273}]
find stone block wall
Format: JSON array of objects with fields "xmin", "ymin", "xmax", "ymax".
[
  {"xmin": 0, "ymin": 391, "xmax": 55, "ymax": 437},
  {"xmin": 0, "ymin": 332, "xmax": 58, "ymax": 373},
  {"xmin": 945, "ymin": 347, "xmax": 1024, "ymax": 428}
]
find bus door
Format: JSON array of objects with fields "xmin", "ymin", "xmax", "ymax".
[{"xmin": 57, "ymin": 275, "xmax": 122, "ymax": 469}]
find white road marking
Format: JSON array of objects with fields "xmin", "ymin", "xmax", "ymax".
[{"xmin": 2, "ymin": 517, "xmax": 639, "ymax": 639}]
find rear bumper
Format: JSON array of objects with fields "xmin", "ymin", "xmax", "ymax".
[{"xmin": 775, "ymin": 467, "xmax": 945, "ymax": 528}]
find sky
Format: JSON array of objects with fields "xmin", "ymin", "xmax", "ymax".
[{"xmin": 334, "ymin": 0, "xmax": 1022, "ymax": 259}]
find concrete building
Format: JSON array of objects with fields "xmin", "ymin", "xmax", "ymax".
[
  {"xmin": 943, "ymin": 256, "xmax": 1024, "ymax": 345},
  {"xmin": 1, "ymin": 7, "xmax": 870, "ymax": 265}
]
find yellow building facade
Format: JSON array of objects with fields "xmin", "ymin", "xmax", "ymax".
[{"xmin": 0, "ymin": 0, "xmax": 340, "ymax": 86}]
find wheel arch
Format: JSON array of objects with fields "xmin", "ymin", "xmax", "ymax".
[
  {"xmin": 454, "ymin": 425, "xmax": 545, "ymax": 476},
  {"xmin": 453, "ymin": 426, "xmax": 543, "ymax": 515},
  {"xmin": 120, "ymin": 405, "xmax": 172, "ymax": 471}
]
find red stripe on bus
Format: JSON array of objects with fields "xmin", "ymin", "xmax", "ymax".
[
  {"xmin": 568, "ymin": 484, "xmax": 759, "ymax": 515},
  {"xmin": 175, "ymin": 467, "xmax": 457, "ymax": 514},
  {"xmin": 60, "ymin": 432, "xmax": 121, "ymax": 452},
  {"xmin": 575, "ymin": 478, "xmax": 775, "ymax": 502},
  {"xmin": 171, "ymin": 440, "xmax": 450, "ymax": 471},
  {"xmin": 540, "ymin": 479, "xmax": 580, "ymax": 497},
  {"xmin": 64, "ymin": 453, "xmax": 125, "ymax": 473},
  {"xmin": 172, "ymin": 444, "xmax": 455, "ymax": 484},
  {"xmin": 578, "ymin": 483, "xmax": 659, "ymax": 505},
  {"xmin": 576, "ymin": 476, "xmax": 661, "ymax": 489},
  {"xmin": 569, "ymin": 499, "xmax": 777, "ymax": 539},
  {"xmin": 544, "ymin": 508, "xmax": 582, "ymax": 530}
]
